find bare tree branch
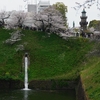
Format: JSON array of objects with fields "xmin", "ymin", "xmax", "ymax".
[{"xmin": 73, "ymin": 0, "xmax": 100, "ymax": 10}]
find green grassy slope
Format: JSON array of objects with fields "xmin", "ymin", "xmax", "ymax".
[
  {"xmin": 22, "ymin": 30, "xmax": 93, "ymax": 80},
  {"xmin": 0, "ymin": 28, "xmax": 94, "ymax": 81},
  {"xmin": 81, "ymin": 56, "xmax": 100, "ymax": 100},
  {"xmin": 0, "ymin": 28, "xmax": 22, "ymax": 80}
]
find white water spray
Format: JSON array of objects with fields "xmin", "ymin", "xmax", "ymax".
[
  {"xmin": 24, "ymin": 57, "xmax": 28, "ymax": 90},
  {"xmin": 23, "ymin": 53, "xmax": 30, "ymax": 90}
]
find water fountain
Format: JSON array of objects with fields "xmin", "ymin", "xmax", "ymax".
[
  {"xmin": 0, "ymin": 54, "xmax": 76, "ymax": 100},
  {"xmin": 23, "ymin": 52, "xmax": 30, "ymax": 90}
]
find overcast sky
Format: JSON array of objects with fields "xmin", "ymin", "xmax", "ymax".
[{"xmin": 0, "ymin": 0, "xmax": 100, "ymax": 27}]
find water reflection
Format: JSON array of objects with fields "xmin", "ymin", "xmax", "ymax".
[
  {"xmin": 0, "ymin": 89, "xmax": 76, "ymax": 100},
  {"xmin": 24, "ymin": 90, "xmax": 28, "ymax": 100}
]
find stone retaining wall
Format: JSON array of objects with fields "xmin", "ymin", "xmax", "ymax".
[
  {"xmin": 76, "ymin": 77, "xmax": 88, "ymax": 100},
  {"xmin": 0, "ymin": 80, "xmax": 23, "ymax": 89},
  {"xmin": 0, "ymin": 78, "xmax": 88, "ymax": 100},
  {"xmin": 29, "ymin": 79, "xmax": 77, "ymax": 90}
]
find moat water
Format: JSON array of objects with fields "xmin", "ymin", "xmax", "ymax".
[{"xmin": 0, "ymin": 89, "xmax": 76, "ymax": 100}]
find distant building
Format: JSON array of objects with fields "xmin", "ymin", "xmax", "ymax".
[
  {"xmin": 28, "ymin": 4, "xmax": 37, "ymax": 14},
  {"xmin": 27, "ymin": 1, "xmax": 50, "ymax": 14},
  {"xmin": 37, "ymin": 0, "xmax": 50, "ymax": 13},
  {"xmin": 79, "ymin": 9, "xmax": 88, "ymax": 31}
]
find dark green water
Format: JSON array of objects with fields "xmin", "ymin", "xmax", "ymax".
[{"xmin": 0, "ymin": 89, "xmax": 76, "ymax": 100}]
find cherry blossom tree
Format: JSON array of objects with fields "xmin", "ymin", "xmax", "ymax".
[
  {"xmin": 0, "ymin": 11, "xmax": 10, "ymax": 27},
  {"xmin": 12, "ymin": 11, "xmax": 27, "ymax": 28},
  {"xmin": 53, "ymin": 2, "xmax": 68, "ymax": 27},
  {"xmin": 6, "ymin": 11, "xmax": 27, "ymax": 29},
  {"xmin": 33, "ymin": 6, "xmax": 66, "ymax": 35}
]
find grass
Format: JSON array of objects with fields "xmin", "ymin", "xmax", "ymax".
[
  {"xmin": 21, "ymin": 30, "xmax": 93, "ymax": 80},
  {"xmin": 0, "ymin": 28, "xmax": 94, "ymax": 81},
  {"xmin": 80, "ymin": 41, "xmax": 100, "ymax": 100},
  {"xmin": 81, "ymin": 56, "xmax": 100, "ymax": 100},
  {"xmin": 0, "ymin": 28, "xmax": 22, "ymax": 80}
]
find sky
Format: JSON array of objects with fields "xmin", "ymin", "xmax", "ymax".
[{"xmin": 0, "ymin": 0, "xmax": 100, "ymax": 27}]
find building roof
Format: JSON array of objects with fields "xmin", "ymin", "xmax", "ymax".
[
  {"xmin": 38, "ymin": 0, "xmax": 50, "ymax": 5},
  {"xmin": 82, "ymin": 8, "xmax": 86, "ymax": 13}
]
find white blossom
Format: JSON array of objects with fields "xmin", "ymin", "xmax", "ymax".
[{"xmin": 32, "ymin": 6, "xmax": 67, "ymax": 35}]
